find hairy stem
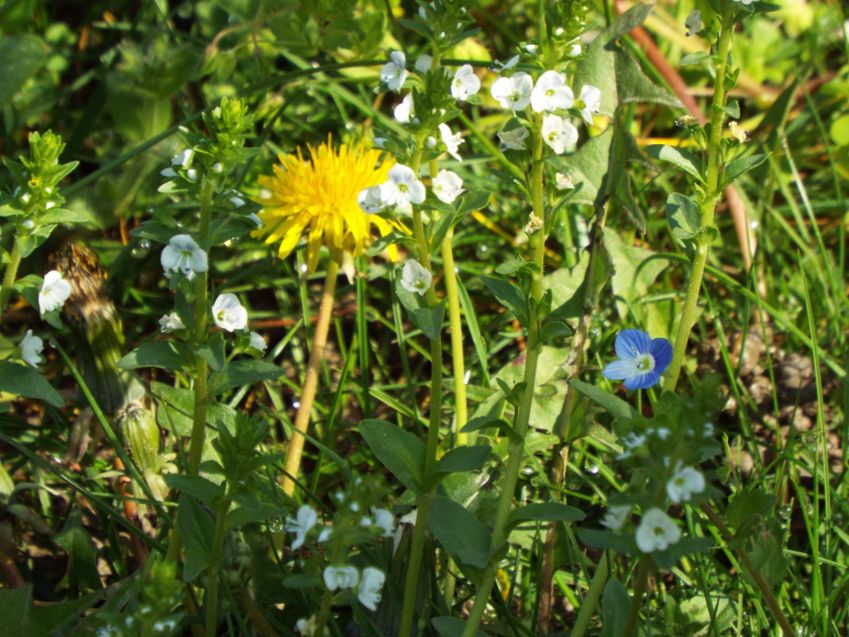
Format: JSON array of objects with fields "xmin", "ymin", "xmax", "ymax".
[{"xmin": 282, "ymin": 259, "xmax": 340, "ymax": 496}]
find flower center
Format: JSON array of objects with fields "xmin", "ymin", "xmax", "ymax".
[
  {"xmin": 652, "ymin": 526, "xmax": 665, "ymax": 537},
  {"xmin": 635, "ymin": 354, "xmax": 655, "ymax": 372},
  {"xmin": 545, "ymin": 88, "xmax": 555, "ymax": 97}
]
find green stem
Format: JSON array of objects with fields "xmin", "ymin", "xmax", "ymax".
[
  {"xmin": 399, "ymin": 145, "xmax": 445, "ymax": 637},
  {"xmin": 622, "ymin": 556, "xmax": 652, "ymax": 637},
  {"xmin": 313, "ymin": 588, "xmax": 335, "ymax": 637},
  {"xmin": 0, "ymin": 239, "xmax": 22, "ymax": 317},
  {"xmin": 205, "ymin": 493, "xmax": 232, "ymax": 637},
  {"xmin": 569, "ymin": 552, "xmax": 610, "ymax": 637},
  {"xmin": 665, "ymin": 14, "xmax": 734, "ymax": 390},
  {"xmin": 461, "ymin": 115, "xmax": 547, "ymax": 637}
]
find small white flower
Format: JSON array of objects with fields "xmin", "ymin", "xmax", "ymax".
[
  {"xmin": 159, "ymin": 312, "xmax": 185, "ymax": 333},
  {"xmin": 666, "ymin": 465, "xmax": 706, "ymax": 503},
  {"xmin": 569, "ymin": 43, "xmax": 582, "ymax": 57},
  {"xmin": 432, "ymin": 169, "xmax": 464, "ymax": 204},
  {"xmin": 323, "ymin": 565, "xmax": 359, "ymax": 591},
  {"xmin": 655, "ymin": 426, "xmax": 671, "ymax": 440},
  {"xmin": 357, "ymin": 567, "xmax": 385, "ymax": 611},
  {"xmin": 357, "ymin": 185, "xmax": 387, "ymax": 214},
  {"xmin": 248, "ymin": 213, "xmax": 263, "ymax": 228},
  {"xmin": 498, "ymin": 126, "xmax": 529, "ymax": 151},
  {"xmin": 531, "ymin": 71, "xmax": 575, "ymax": 113},
  {"xmin": 729, "ymin": 121, "xmax": 749, "ymax": 143},
  {"xmin": 160, "ymin": 167, "xmax": 177, "ymax": 178},
  {"xmin": 732, "ymin": 0, "xmax": 754, "ymax": 5},
  {"xmin": 172, "ymin": 149, "xmax": 194, "ymax": 167},
  {"xmin": 317, "ymin": 527, "xmax": 332, "ymax": 543},
  {"xmin": 578, "ymin": 85, "xmax": 602, "ymax": 126},
  {"xmin": 295, "ymin": 616, "xmax": 317, "ymax": 636},
  {"xmin": 490, "ymin": 72, "xmax": 533, "ymax": 111},
  {"xmin": 212, "ymin": 293, "xmax": 248, "ymax": 332},
  {"xmin": 601, "ymin": 505, "xmax": 631, "ymax": 531},
  {"xmin": 380, "ymin": 51, "xmax": 407, "ymax": 91},
  {"xmin": 636, "ymin": 508, "xmax": 681, "ymax": 553},
  {"xmin": 20, "ymin": 330, "xmax": 43, "ymax": 367},
  {"xmin": 359, "ymin": 516, "xmax": 374, "ymax": 528},
  {"xmin": 161, "ymin": 234, "xmax": 208, "ymax": 279},
  {"xmin": 213, "ymin": 162, "xmax": 224, "ymax": 173},
  {"xmin": 285, "ymin": 505, "xmax": 318, "ymax": 550},
  {"xmin": 382, "ymin": 165, "xmax": 426, "ymax": 212},
  {"xmin": 685, "ymin": 10, "xmax": 703, "ymax": 36},
  {"xmin": 400, "ymin": 259, "xmax": 432, "ymax": 295},
  {"xmin": 438, "ymin": 123, "xmax": 464, "ymax": 161},
  {"xmin": 38, "ymin": 270, "xmax": 72, "ymax": 315},
  {"xmin": 394, "ymin": 93, "xmax": 415, "ymax": 124},
  {"xmin": 451, "ymin": 64, "xmax": 480, "ymax": 101},
  {"xmin": 371, "ymin": 507, "xmax": 394, "ymax": 537},
  {"xmin": 541, "ymin": 114, "xmax": 578, "ymax": 155},
  {"xmin": 414, "ymin": 54, "xmax": 433, "ymax": 73},
  {"xmin": 249, "ymin": 331, "xmax": 267, "ymax": 352},
  {"xmin": 230, "ymin": 195, "xmax": 245, "ymax": 207},
  {"xmin": 555, "ymin": 172, "xmax": 574, "ymax": 190},
  {"xmin": 525, "ymin": 43, "xmax": 539, "ymax": 55},
  {"xmin": 186, "ymin": 168, "xmax": 198, "ymax": 182}
]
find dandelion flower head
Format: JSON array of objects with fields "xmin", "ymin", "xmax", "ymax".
[{"xmin": 254, "ymin": 139, "xmax": 395, "ymax": 272}]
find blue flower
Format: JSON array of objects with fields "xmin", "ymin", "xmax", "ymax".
[{"xmin": 603, "ymin": 329, "xmax": 672, "ymax": 390}]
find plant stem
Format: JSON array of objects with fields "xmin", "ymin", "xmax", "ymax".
[
  {"xmin": 313, "ymin": 587, "xmax": 335, "ymax": 637},
  {"xmin": 622, "ymin": 556, "xmax": 652, "ymax": 637},
  {"xmin": 665, "ymin": 13, "xmax": 733, "ymax": 390},
  {"xmin": 399, "ymin": 147, "xmax": 446, "ymax": 637},
  {"xmin": 0, "ymin": 239, "xmax": 22, "ymax": 317},
  {"xmin": 569, "ymin": 552, "xmax": 610, "ymax": 637},
  {"xmin": 282, "ymin": 260, "xmax": 340, "ymax": 496},
  {"xmin": 440, "ymin": 227, "xmax": 468, "ymax": 445},
  {"xmin": 700, "ymin": 503, "xmax": 795, "ymax": 637},
  {"xmin": 461, "ymin": 116, "xmax": 547, "ymax": 637},
  {"xmin": 205, "ymin": 493, "xmax": 232, "ymax": 637}
]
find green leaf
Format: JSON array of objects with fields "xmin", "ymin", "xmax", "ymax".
[
  {"xmin": 409, "ymin": 303, "xmax": 445, "ymax": 341},
  {"xmin": 577, "ymin": 528, "xmax": 637, "ymax": 554},
  {"xmin": 197, "ymin": 332, "xmax": 226, "ymax": 372},
  {"xmin": 0, "ymin": 361, "xmax": 64, "ymax": 407},
  {"xmin": 428, "ymin": 495, "xmax": 490, "ymax": 568},
  {"xmin": 481, "ymin": 274, "xmax": 528, "ymax": 325},
  {"xmin": 38, "ymin": 206, "xmax": 89, "ymax": 226},
  {"xmin": 432, "ymin": 617, "xmax": 488, "ymax": 637},
  {"xmin": 508, "ymin": 502, "xmax": 585, "ymax": 528},
  {"xmin": 455, "ymin": 190, "xmax": 491, "ymax": 215},
  {"xmin": 54, "ymin": 510, "xmax": 100, "ymax": 591},
  {"xmin": 727, "ymin": 488, "xmax": 776, "ymax": 530},
  {"xmin": 209, "ymin": 359, "xmax": 284, "ymax": 394},
  {"xmin": 601, "ymin": 578, "xmax": 631, "ymax": 637},
  {"xmin": 177, "ymin": 493, "xmax": 215, "ymax": 582},
  {"xmin": 646, "ymin": 144, "xmax": 704, "ymax": 182},
  {"xmin": 118, "ymin": 340, "xmax": 193, "ymax": 372},
  {"xmin": 680, "ymin": 51, "xmax": 710, "ymax": 66},
  {"xmin": 431, "ymin": 445, "xmax": 491, "ymax": 480},
  {"xmin": 722, "ymin": 153, "xmax": 769, "ymax": 187},
  {"xmin": 555, "ymin": 127, "xmax": 612, "ymax": 207},
  {"xmin": 665, "ymin": 193, "xmax": 702, "ymax": 245},
  {"xmin": 0, "ymin": 35, "xmax": 47, "ymax": 106},
  {"xmin": 163, "ymin": 474, "xmax": 224, "ymax": 506},
  {"xmin": 359, "ymin": 419, "xmax": 425, "ymax": 493},
  {"xmin": 653, "ymin": 536, "xmax": 714, "ymax": 569},
  {"xmin": 569, "ymin": 379, "xmax": 637, "ymax": 420}
]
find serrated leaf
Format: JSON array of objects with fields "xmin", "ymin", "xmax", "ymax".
[
  {"xmin": 359, "ymin": 419, "xmax": 424, "ymax": 493},
  {"xmin": 429, "ymin": 495, "xmax": 490, "ymax": 568}
]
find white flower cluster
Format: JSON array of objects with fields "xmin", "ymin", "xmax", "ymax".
[{"xmin": 323, "ymin": 565, "xmax": 386, "ymax": 611}]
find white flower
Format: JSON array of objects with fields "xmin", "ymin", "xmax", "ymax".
[
  {"xmin": 635, "ymin": 508, "xmax": 681, "ymax": 553},
  {"xmin": 541, "ymin": 115, "xmax": 578, "ymax": 155},
  {"xmin": 498, "ymin": 126, "xmax": 529, "ymax": 151},
  {"xmin": 601, "ymin": 505, "xmax": 631, "ymax": 531},
  {"xmin": 394, "ymin": 93, "xmax": 415, "ymax": 124},
  {"xmin": 400, "ymin": 259, "xmax": 432, "ymax": 295},
  {"xmin": 685, "ymin": 10, "xmax": 703, "ymax": 36},
  {"xmin": 20, "ymin": 330, "xmax": 43, "ymax": 367},
  {"xmin": 172, "ymin": 149, "xmax": 193, "ymax": 167},
  {"xmin": 323, "ymin": 565, "xmax": 359, "ymax": 591},
  {"xmin": 212, "ymin": 293, "xmax": 248, "ymax": 332},
  {"xmin": 295, "ymin": 617, "xmax": 316, "ymax": 636},
  {"xmin": 555, "ymin": 172, "xmax": 574, "ymax": 190},
  {"xmin": 432, "ymin": 169, "xmax": 464, "ymax": 204},
  {"xmin": 161, "ymin": 234, "xmax": 208, "ymax": 279},
  {"xmin": 729, "ymin": 121, "xmax": 749, "ymax": 143},
  {"xmin": 382, "ymin": 165, "xmax": 426, "ymax": 212},
  {"xmin": 531, "ymin": 71, "xmax": 574, "ymax": 113},
  {"xmin": 285, "ymin": 505, "xmax": 318, "ymax": 550},
  {"xmin": 317, "ymin": 527, "xmax": 332, "ymax": 543},
  {"xmin": 230, "ymin": 195, "xmax": 245, "ymax": 207},
  {"xmin": 732, "ymin": 0, "xmax": 754, "ymax": 5},
  {"xmin": 38, "ymin": 270, "xmax": 72, "ymax": 315},
  {"xmin": 160, "ymin": 167, "xmax": 176, "ymax": 178},
  {"xmin": 357, "ymin": 567, "xmax": 385, "ymax": 611},
  {"xmin": 438, "ymin": 123, "xmax": 463, "ymax": 161},
  {"xmin": 451, "ymin": 64, "xmax": 480, "ymax": 101},
  {"xmin": 414, "ymin": 54, "xmax": 433, "ymax": 73},
  {"xmin": 249, "ymin": 331, "xmax": 267, "ymax": 352},
  {"xmin": 568, "ymin": 43, "xmax": 582, "ymax": 57},
  {"xmin": 159, "ymin": 312, "xmax": 185, "ymax": 333},
  {"xmin": 490, "ymin": 72, "xmax": 533, "ymax": 111},
  {"xmin": 578, "ymin": 85, "xmax": 602, "ymax": 125},
  {"xmin": 666, "ymin": 465, "xmax": 706, "ymax": 503},
  {"xmin": 357, "ymin": 185, "xmax": 387, "ymax": 214},
  {"xmin": 371, "ymin": 507, "xmax": 394, "ymax": 537},
  {"xmin": 380, "ymin": 51, "xmax": 407, "ymax": 91}
]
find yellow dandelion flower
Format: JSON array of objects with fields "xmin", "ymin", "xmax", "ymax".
[{"xmin": 254, "ymin": 138, "xmax": 396, "ymax": 272}]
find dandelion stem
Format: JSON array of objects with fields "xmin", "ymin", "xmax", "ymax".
[
  {"xmin": 665, "ymin": 12, "xmax": 733, "ymax": 390},
  {"xmin": 0, "ymin": 240, "xmax": 22, "ymax": 317},
  {"xmin": 461, "ymin": 114, "xmax": 547, "ymax": 637},
  {"xmin": 282, "ymin": 260, "xmax": 339, "ymax": 496}
]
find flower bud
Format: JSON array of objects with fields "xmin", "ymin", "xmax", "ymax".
[{"xmin": 118, "ymin": 404, "xmax": 161, "ymax": 473}]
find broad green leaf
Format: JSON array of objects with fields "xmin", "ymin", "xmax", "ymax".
[
  {"xmin": 601, "ymin": 578, "xmax": 631, "ymax": 637},
  {"xmin": 359, "ymin": 419, "xmax": 425, "ymax": 493},
  {"xmin": 480, "ymin": 274, "xmax": 528, "ymax": 325},
  {"xmin": 555, "ymin": 127, "xmax": 612, "ymax": 207},
  {"xmin": 577, "ymin": 528, "xmax": 637, "ymax": 554},
  {"xmin": 118, "ymin": 340, "xmax": 193, "ymax": 372},
  {"xmin": 0, "ymin": 361, "xmax": 64, "ymax": 407},
  {"xmin": 569, "ymin": 379, "xmax": 637, "ymax": 419},
  {"xmin": 428, "ymin": 495, "xmax": 490, "ymax": 568},
  {"xmin": 508, "ymin": 502, "xmax": 586, "ymax": 528},
  {"xmin": 722, "ymin": 153, "xmax": 769, "ymax": 187},
  {"xmin": 177, "ymin": 494, "xmax": 215, "ymax": 582},
  {"xmin": 665, "ymin": 193, "xmax": 702, "ymax": 245},
  {"xmin": 209, "ymin": 359, "xmax": 284, "ymax": 394},
  {"xmin": 646, "ymin": 144, "xmax": 704, "ymax": 182},
  {"xmin": 431, "ymin": 445, "xmax": 491, "ymax": 480},
  {"xmin": 0, "ymin": 35, "xmax": 47, "ymax": 106},
  {"xmin": 163, "ymin": 474, "xmax": 224, "ymax": 506},
  {"xmin": 410, "ymin": 303, "xmax": 445, "ymax": 341},
  {"xmin": 680, "ymin": 51, "xmax": 710, "ymax": 65},
  {"xmin": 455, "ymin": 190, "xmax": 491, "ymax": 215},
  {"xmin": 54, "ymin": 511, "xmax": 100, "ymax": 591},
  {"xmin": 727, "ymin": 488, "xmax": 776, "ymax": 530}
]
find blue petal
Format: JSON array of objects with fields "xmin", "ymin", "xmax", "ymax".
[
  {"xmin": 624, "ymin": 371, "xmax": 661, "ymax": 391},
  {"xmin": 650, "ymin": 338, "xmax": 673, "ymax": 374},
  {"xmin": 603, "ymin": 359, "xmax": 638, "ymax": 380},
  {"xmin": 615, "ymin": 329, "xmax": 651, "ymax": 361}
]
